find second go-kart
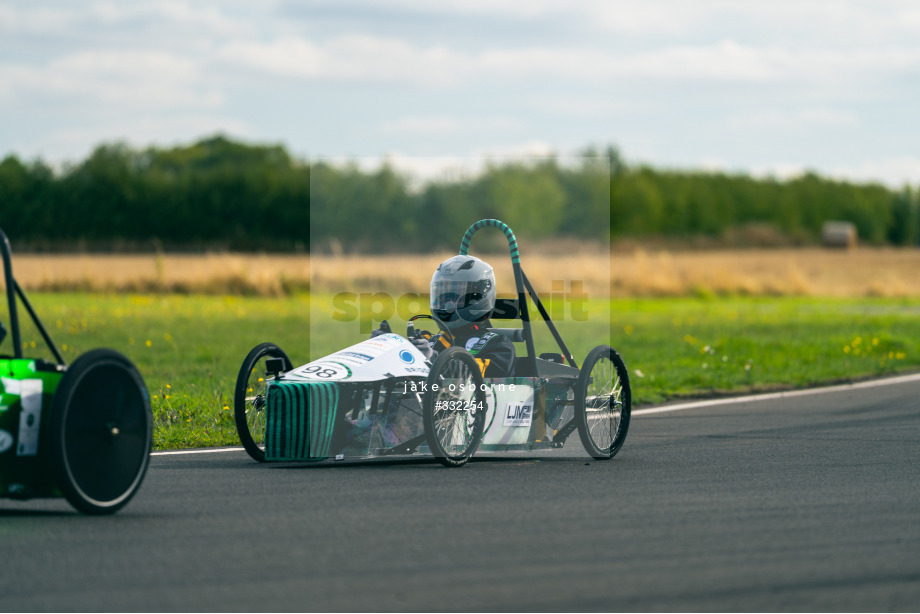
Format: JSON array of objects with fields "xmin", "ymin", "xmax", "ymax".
[
  {"xmin": 235, "ymin": 219, "xmax": 630, "ymax": 466},
  {"xmin": 0, "ymin": 228, "xmax": 153, "ymax": 514}
]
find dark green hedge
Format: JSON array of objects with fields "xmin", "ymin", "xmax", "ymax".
[{"xmin": 0, "ymin": 136, "xmax": 915, "ymax": 251}]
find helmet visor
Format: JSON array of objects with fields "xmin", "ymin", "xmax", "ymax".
[{"xmin": 430, "ymin": 279, "xmax": 491, "ymax": 312}]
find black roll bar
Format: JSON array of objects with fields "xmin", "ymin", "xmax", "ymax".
[{"xmin": 0, "ymin": 227, "xmax": 66, "ymax": 365}]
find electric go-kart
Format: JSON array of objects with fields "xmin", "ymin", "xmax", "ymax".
[
  {"xmin": 234, "ymin": 219, "xmax": 630, "ymax": 466},
  {"xmin": 0, "ymin": 228, "xmax": 153, "ymax": 513}
]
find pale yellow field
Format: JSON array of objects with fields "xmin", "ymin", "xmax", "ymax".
[{"xmin": 6, "ymin": 248, "xmax": 920, "ymax": 297}]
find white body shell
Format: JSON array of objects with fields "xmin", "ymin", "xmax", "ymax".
[{"xmin": 284, "ymin": 334, "xmax": 430, "ymax": 383}]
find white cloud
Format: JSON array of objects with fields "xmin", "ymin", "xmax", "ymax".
[
  {"xmin": 312, "ymin": 154, "xmax": 481, "ymax": 193},
  {"xmin": 219, "ymin": 35, "xmax": 472, "ymax": 85},
  {"xmin": 379, "ymin": 115, "xmax": 517, "ymax": 135},
  {"xmin": 747, "ymin": 157, "xmax": 920, "ymax": 188},
  {"xmin": 696, "ymin": 157, "xmax": 730, "ymax": 173},
  {"xmin": 319, "ymin": 141, "xmax": 563, "ymax": 191},
  {"xmin": 576, "ymin": 0, "xmax": 708, "ymax": 35},
  {"xmin": 218, "ymin": 38, "xmax": 324, "ymax": 78},
  {"xmin": 287, "ymin": 0, "xmax": 920, "ymax": 45},
  {"xmin": 0, "ymin": 3, "xmax": 75, "ymax": 35},
  {"xmin": 299, "ymin": 0, "xmax": 593, "ymax": 23},
  {"xmin": 298, "ymin": 0, "xmax": 705, "ymax": 36},
  {"xmin": 0, "ymin": 1, "xmax": 251, "ymax": 38},
  {"xmin": 534, "ymin": 95, "xmax": 633, "ymax": 117},
  {"xmin": 472, "ymin": 140, "xmax": 557, "ymax": 159},
  {"xmin": 217, "ymin": 33, "xmax": 920, "ymax": 89},
  {"xmin": 728, "ymin": 108, "xmax": 860, "ymax": 131},
  {"xmin": 88, "ymin": 0, "xmax": 248, "ymax": 35},
  {"xmin": 0, "ymin": 50, "xmax": 220, "ymax": 108},
  {"xmin": 477, "ymin": 40, "xmax": 786, "ymax": 82},
  {"xmin": 615, "ymin": 43, "xmax": 920, "ymax": 85},
  {"xmin": 830, "ymin": 157, "xmax": 920, "ymax": 188},
  {"xmin": 382, "ymin": 155, "xmax": 481, "ymax": 191}
]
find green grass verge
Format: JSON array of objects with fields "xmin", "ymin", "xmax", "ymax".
[{"xmin": 16, "ymin": 293, "xmax": 920, "ymax": 450}]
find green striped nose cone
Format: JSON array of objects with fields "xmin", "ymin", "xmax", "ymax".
[{"xmin": 265, "ymin": 381, "xmax": 339, "ymax": 461}]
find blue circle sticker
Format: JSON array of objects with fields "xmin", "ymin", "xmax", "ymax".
[{"xmin": 399, "ymin": 349, "xmax": 415, "ymax": 364}]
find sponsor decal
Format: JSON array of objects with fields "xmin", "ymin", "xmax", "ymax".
[
  {"xmin": 336, "ymin": 352, "xmax": 374, "ymax": 363},
  {"xmin": 0, "ymin": 429, "xmax": 12, "ymax": 454},
  {"xmin": 398, "ymin": 349, "xmax": 415, "ymax": 364},
  {"xmin": 468, "ymin": 332, "xmax": 497, "ymax": 356},
  {"xmin": 465, "ymin": 337, "xmax": 480, "ymax": 351},
  {"xmin": 503, "ymin": 401, "xmax": 533, "ymax": 427},
  {"xmin": 17, "ymin": 379, "xmax": 43, "ymax": 456},
  {"xmin": 1, "ymin": 376, "xmax": 21, "ymax": 395}
]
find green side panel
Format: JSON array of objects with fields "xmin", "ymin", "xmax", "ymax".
[
  {"xmin": 0, "ymin": 359, "xmax": 65, "ymax": 499},
  {"xmin": 264, "ymin": 381, "xmax": 339, "ymax": 461}
]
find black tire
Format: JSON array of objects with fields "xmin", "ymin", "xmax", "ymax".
[
  {"xmin": 575, "ymin": 345, "xmax": 631, "ymax": 460},
  {"xmin": 48, "ymin": 349, "xmax": 153, "ymax": 515},
  {"xmin": 234, "ymin": 343, "xmax": 292, "ymax": 463},
  {"xmin": 423, "ymin": 346, "xmax": 487, "ymax": 467}
]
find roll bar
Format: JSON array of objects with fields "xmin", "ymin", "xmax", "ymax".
[
  {"xmin": 0, "ymin": 227, "xmax": 66, "ymax": 364},
  {"xmin": 458, "ymin": 219, "xmax": 577, "ymax": 373}
]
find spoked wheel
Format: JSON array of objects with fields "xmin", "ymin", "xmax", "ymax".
[
  {"xmin": 575, "ymin": 345, "xmax": 631, "ymax": 460},
  {"xmin": 234, "ymin": 342, "xmax": 292, "ymax": 463},
  {"xmin": 423, "ymin": 346, "xmax": 487, "ymax": 467},
  {"xmin": 48, "ymin": 349, "xmax": 153, "ymax": 515}
]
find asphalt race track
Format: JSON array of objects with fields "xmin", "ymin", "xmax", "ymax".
[{"xmin": 2, "ymin": 374, "xmax": 919, "ymax": 612}]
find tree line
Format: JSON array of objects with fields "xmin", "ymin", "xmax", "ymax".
[{"xmin": 0, "ymin": 136, "xmax": 916, "ymax": 251}]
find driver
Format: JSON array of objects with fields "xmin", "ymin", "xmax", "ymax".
[
  {"xmin": 415, "ymin": 255, "xmax": 516, "ymax": 378},
  {"xmin": 372, "ymin": 255, "xmax": 515, "ymax": 377}
]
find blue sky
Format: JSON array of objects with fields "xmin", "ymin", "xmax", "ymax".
[{"xmin": 2, "ymin": 0, "xmax": 919, "ymax": 187}]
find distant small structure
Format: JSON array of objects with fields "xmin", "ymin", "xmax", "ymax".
[{"xmin": 821, "ymin": 221, "xmax": 857, "ymax": 249}]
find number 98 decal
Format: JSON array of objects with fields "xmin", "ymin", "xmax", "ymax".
[{"xmin": 296, "ymin": 361, "xmax": 352, "ymax": 380}]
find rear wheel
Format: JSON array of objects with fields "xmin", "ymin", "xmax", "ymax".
[
  {"xmin": 234, "ymin": 343, "xmax": 292, "ymax": 462},
  {"xmin": 423, "ymin": 347, "xmax": 486, "ymax": 467},
  {"xmin": 49, "ymin": 349, "xmax": 153, "ymax": 515},
  {"xmin": 575, "ymin": 345, "xmax": 631, "ymax": 460}
]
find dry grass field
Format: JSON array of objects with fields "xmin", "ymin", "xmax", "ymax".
[{"xmin": 6, "ymin": 247, "xmax": 920, "ymax": 297}]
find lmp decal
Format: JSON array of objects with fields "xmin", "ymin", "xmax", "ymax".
[{"xmin": 503, "ymin": 402, "xmax": 533, "ymax": 427}]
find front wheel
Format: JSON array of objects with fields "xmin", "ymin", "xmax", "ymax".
[
  {"xmin": 234, "ymin": 343, "xmax": 293, "ymax": 463},
  {"xmin": 575, "ymin": 345, "xmax": 631, "ymax": 460},
  {"xmin": 423, "ymin": 347, "xmax": 487, "ymax": 467},
  {"xmin": 49, "ymin": 349, "xmax": 153, "ymax": 515}
]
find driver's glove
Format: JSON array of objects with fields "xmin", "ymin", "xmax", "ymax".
[
  {"xmin": 370, "ymin": 320, "xmax": 392, "ymax": 338},
  {"xmin": 411, "ymin": 337, "xmax": 436, "ymax": 361}
]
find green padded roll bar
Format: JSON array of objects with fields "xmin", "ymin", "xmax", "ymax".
[{"xmin": 459, "ymin": 218, "xmax": 520, "ymax": 264}]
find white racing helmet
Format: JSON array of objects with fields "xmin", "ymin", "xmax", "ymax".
[{"xmin": 429, "ymin": 255, "xmax": 496, "ymax": 331}]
